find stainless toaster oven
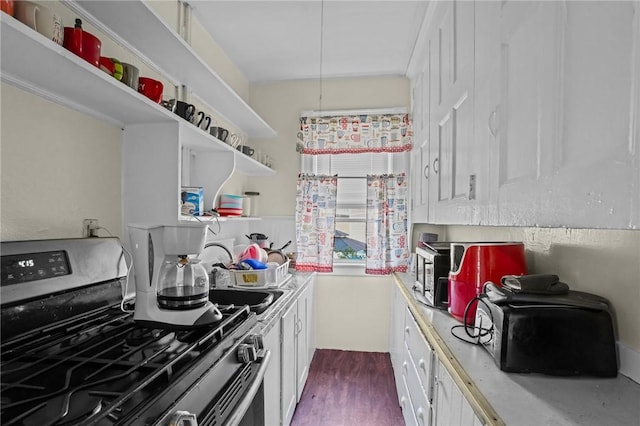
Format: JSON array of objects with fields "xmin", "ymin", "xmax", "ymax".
[{"xmin": 414, "ymin": 242, "xmax": 451, "ymax": 309}]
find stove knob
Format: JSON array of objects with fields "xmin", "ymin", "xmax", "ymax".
[
  {"xmin": 244, "ymin": 334, "xmax": 264, "ymax": 350},
  {"xmin": 168, "ymin": 410, "xmax": 198, "ymax": 426},
  {"xmin": 237, "ymin": 343, "xmax": 258, "ymax": 363}
]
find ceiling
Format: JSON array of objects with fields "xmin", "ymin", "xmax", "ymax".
[{"xmin": 190, "ymin": 1, "xmax": 429, "ymax": 83}]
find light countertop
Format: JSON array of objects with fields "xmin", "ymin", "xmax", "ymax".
[{"xmin": 394, "ymin": 272, "xmax": 640, "ymax": 426}]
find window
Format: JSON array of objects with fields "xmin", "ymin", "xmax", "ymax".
[{"xmin": 300, "ymin": 151, "xmax": 409, "ymax": 263}]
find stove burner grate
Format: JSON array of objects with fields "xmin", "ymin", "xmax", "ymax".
[{"xmin": 1, "ymin": 303, "xmax": 252, "ymax": 425}]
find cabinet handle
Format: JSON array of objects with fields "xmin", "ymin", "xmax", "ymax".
[
  {"xmin": 402, "ymin": 361, "xmax": 409, "ymax": 374},
  {"xmin": 404, "ymin": 326, "xmax": 411, "ymax": 336},
  {"xmin": 488, "ymin": 106, "xmax": 499, "ymax": 137},
  {"xmin": 432, "ymin": 158, "xmax": 439, "ymax": 174},
  {"xmin": 419, "ymin": 358, "xmax": 428, "ymax": 374},
  {"xmin": 416, "ymin": 407, "xmax": 426, "ymax": 426},
  {"xmin": 423, "ymin": 164, "xmax": 429, "ymax": 179}
]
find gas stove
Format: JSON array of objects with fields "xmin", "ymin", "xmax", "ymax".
[{"xmin": 1, "ymin": 238, "xmax": 268, "ymax": 426}]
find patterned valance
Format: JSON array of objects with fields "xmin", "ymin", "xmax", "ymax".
[{"xmin": 297, "ymin": 112, "xmax": 413, "ymax": 155}]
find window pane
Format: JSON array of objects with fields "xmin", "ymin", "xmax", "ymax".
[
  {"xmin": 336, "ymin": 178, "xmax": 366, "ymax": 205},
  {"xmin": 334, "ymin": 222, "xmax": 366, "ymax": 261}
]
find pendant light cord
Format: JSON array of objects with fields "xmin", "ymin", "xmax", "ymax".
[{"xmin": 319, "ymin": 0, "xmax": 324, "ymax": 113}]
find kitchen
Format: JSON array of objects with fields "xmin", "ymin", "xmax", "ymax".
[{"xmin": 1, "ymin": 0, "xmax": 639, "ymax": 425}]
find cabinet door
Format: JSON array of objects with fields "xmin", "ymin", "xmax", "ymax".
[
  {"xmin": 389, "ymin": 283, "xmax": 408, "ymax": 394},
  {"xmin": 433, "ymin": 360, "xmax": 481, "ymax": 426},
  {"xmin": 428, "ymin": 0, "xmax": 478, "ymax": 224},
  {"xmin": 281, "ymin": 301, "xmax": 297, "ymax": 426},
  {"xmin": 489, "ymin": 1, "xmax": 564, "ymax": 225},
  {"xmin": 545, "ymin": 1, "xmax": 637, "ymax": 228},
  {"xmin": 263, "ymin": 324, "xmax": 282, "ymax": 426},
  {"xmin": 296, "ymin": 284, "xmax": 312, "ymax": 401}
]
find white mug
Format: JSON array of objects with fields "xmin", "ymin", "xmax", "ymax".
[{"xmin": 14, "ymin": 1, "xmax": 64, "ymax": 45}]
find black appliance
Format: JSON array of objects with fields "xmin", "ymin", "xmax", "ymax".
[
  {"xmin": 414, "ymin": 242, "xmax": 450, "ymax": 309},
  {"xmin": 1, "ymin": 237, "xmax": 270, "ymax": 426},
  {"xmin": 474, "ymin": 283, "xmax": 618, "ymax": 377}
]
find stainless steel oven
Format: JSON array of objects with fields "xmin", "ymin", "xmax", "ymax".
[
  {"xmin": 1, "ymin": 237, "xmax": 270, "ymax": 426},
  {"xmin": 414, "ymin": 242, "xmax": 451, "ymax": 309}
]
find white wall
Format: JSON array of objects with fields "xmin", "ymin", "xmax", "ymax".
[
  {"xmin": 1, "ymin": 83, "xmax": 123, "ymax": 240},
  {"xmin": 248, "ymin": 77, "xmax": 411, "ymax": 352}
]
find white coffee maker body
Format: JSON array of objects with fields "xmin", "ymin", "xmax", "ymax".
[{"xmin": 129, "ymin": 223, "xmax": 221, "ymax": 328}]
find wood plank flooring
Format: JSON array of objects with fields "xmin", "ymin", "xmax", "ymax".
[{"xmin": 290, "ymin": 349, "xmax": 405, "ymax": 426}]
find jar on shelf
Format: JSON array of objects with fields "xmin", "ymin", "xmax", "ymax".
[{"xmin": 243, "ymin": 191, "xmax": 260, "ymax": 217}]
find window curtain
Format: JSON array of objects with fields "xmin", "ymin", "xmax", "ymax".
[
  {"xmin": 365, "ymin": 173, "xmax": 410, "ymax": 275},
  {"xmin": 298, "ymin": 113, "xmax": 413, "ymax": 155},
  {"xmin": 295, "ymin": 174, "xmax": 338, "ymax": 272}
]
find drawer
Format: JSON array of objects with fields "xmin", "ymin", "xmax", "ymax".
[
  {"xmin": 404, "ymin": 342, "xmax": 433, "ymax": 426},
  {"xmin": 404, "ymin": 308, "xmax": 435, "ymax": 400},
  {"xmin": 400, "ymin": 360, "xmax": 418, "ymax": 426}
]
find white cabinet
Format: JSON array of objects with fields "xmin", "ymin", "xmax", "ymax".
[
  {"xmin": 282, "ymin": 279, "xmax": 315, "ymax": 426},
  {"xmin": 281, "ymin": 300, "xmax": 297, "ymax": 426},
  {"xmin": 426, "ymin": 0, "xmax": 481, "ymax": 225},
  {"xmin": 483, "ymin": 0, "xmax": 639, "ymax": 228},
  {"xmin": 411, "ymin": 66, "xmax": 431, "ymax": 222},
  {"xmin": 403, "ymin": 308, "xmax": 435, "ymax": 426},
  {"xmin": 412, "ymin": 0, "xmax": 640, "ymax": 229},
  {"xmin": 263, "ymin": 322, "xmax": 282, "ymax": 426},
  {"xmin": 433, "ymin": 359, "xmax": 481, "ymax": 426},
  {"xmin": 389, "ymin": 281, "xmax": 408, "ymax": 393}
]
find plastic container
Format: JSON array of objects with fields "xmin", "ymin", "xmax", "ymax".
[{"xmin": 233, "ymin": 260, "xmax": 290, "ymax": 287}]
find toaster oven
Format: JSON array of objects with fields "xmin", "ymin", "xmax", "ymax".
[{"xmin": 414, "ymin": 242, "xmax": 451, "ymax": 309}]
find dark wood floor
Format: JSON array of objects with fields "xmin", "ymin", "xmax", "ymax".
[{"xmin": 290, "ymin": 349, "xmax": 405, "ymax": 426}]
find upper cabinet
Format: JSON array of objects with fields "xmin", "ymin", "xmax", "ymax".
[
  {"xmin": 426, "ymin": 0, "xmax": 479, "ymax": 225},
  {"xmin": 410, "ymin": 0, "xmax": 640, "ymax": 229}
]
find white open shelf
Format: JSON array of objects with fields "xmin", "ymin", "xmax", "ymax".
[{"xmin": 71, "ymin": 0, "xmax": 276, "ymax": 139}]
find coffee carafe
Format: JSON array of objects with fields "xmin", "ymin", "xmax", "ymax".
[{"xmin": 129, "ymin": 224, "xmax": 222, "ymax": 328}]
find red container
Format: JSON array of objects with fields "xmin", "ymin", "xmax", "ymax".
[
  {"xmin": 448, "ymin": 242, "xmax": 527, "ymax": 325},
  {"xmin": 138, "ymin": 77, "xmax": 163, "ymax": 103},
  {"xmin": 63, "ymin": 19, "xmax": 101, "ymax": 67}
]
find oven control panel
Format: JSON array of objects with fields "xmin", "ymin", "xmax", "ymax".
[{"xmin": 1, "ymin": 250, "xmax": 70, "ymax": 286}]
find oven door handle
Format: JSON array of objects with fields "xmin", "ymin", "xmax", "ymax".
[{"xmin": 224, "ymin": 349, "xmax": 272, "ymax": 426}]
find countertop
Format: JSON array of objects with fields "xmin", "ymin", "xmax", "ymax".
[
  {"xmin": 393, "ymin": 272, "xmax": 640, "ymax": 426},
  {"xmin": 254, "ymin": 272, "xmax": 315, "ymax": 335}
]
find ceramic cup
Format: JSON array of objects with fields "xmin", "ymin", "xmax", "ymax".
[
  {"xmin": 240, "ymin": 145, "xmax": 255, "ymax": 157},
  {"xmin": 161, "ymin": 98, "xmax": 176, "ymax": 113},
  {"xmin": 14, "ymin": 1, "xmax": 63, "ymax": 45},
  {"xmin": 195, "ymin": 111, "xmax": 211, "ymax": 131},
  {"xmin": 209, "ymin": 126, "xmax": 229, "ymax": 142},
  {"xmin": 138, "ymin": 77, "xmax": 163, "ymax": 103},
  {"xmin": 120, "ymin": 63, "xmax": 139, "ymax": 91},
  {"xmin": 175, "ymin": 101, "xmax": 195, "ymax": 122}
]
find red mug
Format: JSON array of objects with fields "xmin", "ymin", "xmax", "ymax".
[
  {"xmin": 1, "ymin": 0, "xmax": 15, "ymax": 16},
  {"xmin": 138, "ymin": 77, "xmax": 163, "ymax": 103},
  {"xmin": 63, "ymin": 19, "xmax": 101, "ymax": 67}
]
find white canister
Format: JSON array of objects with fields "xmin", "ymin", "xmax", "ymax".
[{"xmin": 243, "ymin": 191, "xmax": 260, "ymax": 216}]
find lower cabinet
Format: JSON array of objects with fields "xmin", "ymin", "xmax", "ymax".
[
  {"xmin": 263, "ymin": 323, "xmax": 282, "ymax": 426},
  {"xmin": 403, "ymin": 308, "xmax": 435, "ymax": 426},
  {"xmin": 282, "ymin": 279, "xmax": 316, "ymax": 425},
  {"xmin": 433, "ymin": 360, "xmax": 481, "ymax": 426},
  {"xmin": 390, "ymin": 282, "xmax": 480, "ymax": 426}
]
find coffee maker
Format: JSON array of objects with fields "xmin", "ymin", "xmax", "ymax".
[{"xmin": 129, "ymin": 224, "xmax": 222, "ymax": 328}]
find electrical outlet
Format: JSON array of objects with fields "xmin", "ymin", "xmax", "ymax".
[{"xmin": 83, "ymin": 219, "xmax": 99, "ymax": 237}]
